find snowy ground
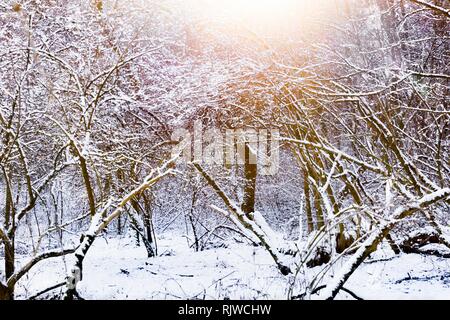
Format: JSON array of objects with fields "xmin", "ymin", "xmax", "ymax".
[{"xmin": 9, "ymin": 235, "xmax": 450, "ymax": 300}]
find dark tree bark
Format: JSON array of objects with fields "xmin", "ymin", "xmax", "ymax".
[
  {"xmin": 0, "ymin": 282, "xmax": 13, "ymax": 300},
  {"xmin": 241, "ymin": 143, "xmax": 257, "ymax": 218}
]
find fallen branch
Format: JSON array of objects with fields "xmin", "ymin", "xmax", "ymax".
[
  {"xmin": 292, "ymin": 284, "xmax": 363, "ymax": 300},
  {"xmin": 29, "ymin": 282, "xmax": 65, "ymax": 300}
]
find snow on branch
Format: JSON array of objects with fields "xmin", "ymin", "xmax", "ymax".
[
  {"xmin": 0, "ymin": 226, "xmax": 9, "ymax": 244},
  {"xmin": 319, "ymin": 188, "xmax": 450, "ymax": 300},
  {"xmin": 63, "ymin": 157, "xmax": 177, "ymax": 300},
  {"xmin": 6, "ymin": 249, "xmax": 76, "ymax": 289},
  {"xmin": 194, "ymin": 163, "xmax": 292, "ymax": 275},
  {"xmin": 282, "ymin": 137, "xmax": 383, "ymax": 174},
  {"xmin": 409, "ymin": 0, "xmax": 450, "ymax": 18}
]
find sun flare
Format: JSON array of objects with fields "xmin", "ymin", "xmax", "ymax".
[
  {"xmin": 217, "ymin": 0, "xmax": 297, "ymax": 16},
  {"xmin": 191, "ymin": 0, "xmax": 336, "ymax": 37},
  {"xmin": 202, "ymin": 0, "xmax": 299, "ymax": 22}
]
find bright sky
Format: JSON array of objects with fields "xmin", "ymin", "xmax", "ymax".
[
  {"xmin": 207, "ymin": 0, "xmax": 298, "ymax": 17},
  {"xmin": 187, "ymin": 0, "xmax": 338, "ymax": 38}
]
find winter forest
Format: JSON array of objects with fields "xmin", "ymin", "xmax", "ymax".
[{"xmin": 0, "ymin": 0, "xmax": 449, "ymax": 301}]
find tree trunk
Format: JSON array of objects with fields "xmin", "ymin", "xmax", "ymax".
[
  {"xmin": 241, "ymin": 143, "xmax": 257, "ymax": 218},
  {"xmin": 3, "ymin": 238, "xmax": 15, "ymax": 300},
  {"xmin": 303, "ymin": 172, "xmax": 314, "ymax": 233},
  {"xmin": 0, "ymin": 282, "xmax": 13, "ymax": 300},
  {"xmin": 73, "ymin": 143, "xmax": 96, "ymax": 218}
]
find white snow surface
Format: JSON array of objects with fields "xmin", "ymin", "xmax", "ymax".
[{"xmin": 7, "ymin": 235, "xmax": 450, "ymax": 300}]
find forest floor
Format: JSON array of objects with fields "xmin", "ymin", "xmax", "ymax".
[{"xmin": 10, "ymin": 234, "xmax": 450, "ymax": 300}]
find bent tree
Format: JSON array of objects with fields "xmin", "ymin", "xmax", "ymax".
[{"xmin": 64, "ymin": 158, "xmax": 177, "ymax": 300}]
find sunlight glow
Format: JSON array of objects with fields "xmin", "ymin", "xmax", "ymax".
[
  {"xmin": 203, "ymin": 0, "xmax": 299, "ymax": 23},
  {"xmin": 218, "ymin": 0, "xmax": 297, "ymax": 16},
  {"xmin": 191, "ymin": 0, "xmax": 336, "ymax": 37}
]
